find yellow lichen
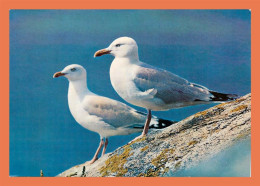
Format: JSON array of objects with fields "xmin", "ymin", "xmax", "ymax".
[
  {"xmin": 141, "ymin": 145, "xmax": 149, "ymax": 152},
  {"xmin": 230, "ymin": 105, "xmax": 247, "ymax": 113},
  {"xmin": 202, "ymin": 134, "xmax": 208, "ymax": 139},
  {"xmin": 194, "ymin": 110, "xmax": 208, "ymax": 117},
  {"xmin": 138, "ymin": 168, "xmax": 159, "ymax": 177},
  {"xmin": 214, "ymin": 97, "xmax": 246, "ymax": 110},
  {"xmin": 163, "ymin": 167, "xmax": 170, "ymax": 174},
  {"xmin": 151, "ymin": 148, "xmax": 174, "ymax": 167},
  {"xmin": 175, "ymin": 161, "xmax": 182, "ymax": 170},
  {"xmin": 133, "ymin": 136, "xmax": 146, "ymax": 143},
  {"xmin": 212, "ymin": 128, "xmax": 221, "ymax": 133},
  {"xmin": 99, "ymin": 136, "xmax": 147, "ymax": 177},
  {"xmin": 138, "ymin": 167, "xmax": 170, "ymax": 177},
  {"xmin": 188, "ymin": 140, "xmax": 198, "ymax": 146},
  {"xmin": 66, "ymin": 172, "xmax": 77, "ymax": 177},
  {"xmin": 137, "ymin": 148, "xmax": 174, "ymax": 177},
  {"xmin": 137, "ymin": 173, "xmax": 144, "ymax": 177},
  {"xmin": 234, "ymin": 98, "xmax": 246, "ymax": 103},
  {"xmin": 99, "ymin": 144, "xmax": 133, "ymax": 177}
]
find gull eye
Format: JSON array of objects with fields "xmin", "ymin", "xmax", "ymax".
[
  {"xmin": 115, "ymin": 44, "xmax": 121, "ymax": 47},
  {"xmin": 70, "ymin": 68, "xmax": 77, "ymax": 72}
]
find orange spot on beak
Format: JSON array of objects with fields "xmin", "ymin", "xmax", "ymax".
[
  {"xmin": 53, "ymin": 72, "xmax": 66, "ymax": 78},
  {"xmin": 94, "ymin": 49, "xmax": 111, "ymax": 57}
]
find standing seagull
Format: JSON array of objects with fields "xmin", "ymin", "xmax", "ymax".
[
  {"xmin": 94, "ymin": 37, "xmax": 237, "ymax": 139},
  {"xmin": 53, "ymin": 64, "xmax": 175, "ymax": 164}
]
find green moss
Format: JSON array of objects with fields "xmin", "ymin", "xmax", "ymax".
[{"xmin": 230, "ymin": 105, "xmax": 247, "ymax": 113}]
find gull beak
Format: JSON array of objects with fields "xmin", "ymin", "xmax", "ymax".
[
  {"xmin": 94, "ymin": 48, "xmax": 111, "ymax": 57},
  {"xmin": 53, "ymin": 71, "xmax": 66, "ymax": 78}
]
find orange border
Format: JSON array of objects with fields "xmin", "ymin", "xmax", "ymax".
[{"xmin": 1, "ymin": 0, "xmax": 258, "ymax": 186}]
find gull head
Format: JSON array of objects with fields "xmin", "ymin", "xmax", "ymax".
[
  {"xmin": 94, "ymin": 37, "xmax": 139, "ymax": 59},
  {"xmin": 53, "ymin": 64, "xmax": 86, "ymax": 81}
]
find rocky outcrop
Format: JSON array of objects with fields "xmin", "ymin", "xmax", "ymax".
[{"xmin": 57, "ymin": 93, "xmax": 251, "ymax": 177}]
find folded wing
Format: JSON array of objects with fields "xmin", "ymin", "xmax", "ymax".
[
  {"xmin": 82, "ymin": 95, "xmax": 146, "ymax": 128},
  {"xmin": 133, "ymin": 63, "xmax": 212, "ymax": 104}
]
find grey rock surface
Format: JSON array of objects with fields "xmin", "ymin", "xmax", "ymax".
[{"xmin": 57, "ymin": 93, "xmax": 251, "ymax": 177}]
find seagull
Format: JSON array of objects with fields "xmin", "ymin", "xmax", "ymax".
[
  {"xmin": 53, "ymin": 64, "xmax": 176, "ymax": 164},
  {"xmin": 94, "ymin": 36, "xmax": 238, "ymax": 139}
]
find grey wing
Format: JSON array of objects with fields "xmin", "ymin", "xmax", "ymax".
[
  {"xmin": 133, "ymin": 63, "xmax": 212, "ymax": 104},
  {"xmin": 82, "ymin": 95, "xmax": 146, "ymax": 128}
]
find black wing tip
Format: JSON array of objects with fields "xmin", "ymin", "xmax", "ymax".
[
  {"xmin": 149, "ymin": 118, "xmax": 177, "ymax": 129},
  {"xmin": 209, "ymin": 91, "xmax": 238, "ymax": 101}
]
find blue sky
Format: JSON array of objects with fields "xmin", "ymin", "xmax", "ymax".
[{"xmin": 10, "ymin": 10, "xmax": 250, "ymax": 46}]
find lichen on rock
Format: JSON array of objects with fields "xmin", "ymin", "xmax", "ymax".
[{"xmin": 57, "ymin": 93, "xmax": 251, "ymax": 177}]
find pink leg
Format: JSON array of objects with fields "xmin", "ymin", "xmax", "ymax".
[
  {"xmin": 102, "ymin": 138, "xmax": 108, "ymax": 156},
  {"xmin": 130, "ymin": 109, "xmax": 152, "ymax": 143},
  {"xmin": 141, "ymin": 109, "xmax": 152, "ymax": 136},
  {"xmin": 89, "ymin": 138, "xmax": 104, "ymax": 164}
]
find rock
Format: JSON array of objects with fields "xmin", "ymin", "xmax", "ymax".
[{"xmin": 57, "ymin": 93, "xmax": 251, "ymax": 177}]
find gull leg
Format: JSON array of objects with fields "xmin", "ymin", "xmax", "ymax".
[
  {"xmin": 102, "ymin": 138, "xmax": 108, "ymax": 156},
  {"xmin": 89, "ymin": 138, "xmax": 104, "ymax": 164},
  {"xmin": 130, "ymin": 109, "xmax": 152, "ymax": 143},
  {"xmin": 141, "ymin": 109, "xmax": 152, "ymax": 136}
]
